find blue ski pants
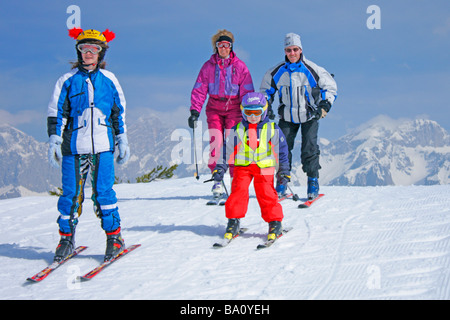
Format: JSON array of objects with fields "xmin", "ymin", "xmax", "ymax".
[{"xmin": 57, "ymin": 151, "xmax": 121, "ymax": 234}]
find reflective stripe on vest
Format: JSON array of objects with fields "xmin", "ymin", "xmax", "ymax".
[{"xmin": 234, "ymin": 122, "xmax": 276, "ymax": 168}]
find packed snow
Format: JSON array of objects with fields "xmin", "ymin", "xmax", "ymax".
[{"xmin": 0, "ymin": 177, "xmax": 449, "ymax": 300}]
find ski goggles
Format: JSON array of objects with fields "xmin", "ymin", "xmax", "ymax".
[
  {"xmin": 77, "ymin": 43, "xmax": 102, "ymax": 54},
  {"xmin": 243, "ymin": 107, "xmax": 264, "ymax": 117},
  {"xmin": 216, "ymin": 41, "xmax": 232, "ymax": 49}
]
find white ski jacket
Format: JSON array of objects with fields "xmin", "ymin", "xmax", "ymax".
[{"xmin": 260, "ymin": 55, "xmax": 337, "ymax": 124}]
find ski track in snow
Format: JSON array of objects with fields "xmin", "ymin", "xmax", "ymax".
[{"xmin": 0, "ymin": 177, "xmax": 449, "ymax": 300}]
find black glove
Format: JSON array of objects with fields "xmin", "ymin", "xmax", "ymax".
[
  {"xmin": 267, "ymin": 104, "xmax": 275, "ymax": 120},
  {"xmin": 212, "ymin": 168, "xmax": 225, "ymax": 182},
  {"xmin": 276, "ymin": 171, "xmax": 291, "ymax": 185},
  {"xmin": 188, "ymin": 110, "xmax": 200, "ymax": 129},
  {"xmin": 315, "ymin": 100, "xmax": 331, "ymax": 120}
]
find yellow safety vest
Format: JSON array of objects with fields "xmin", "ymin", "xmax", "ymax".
[{"xmin": 234, "ymin": 122, "xmax": 277, "ymax": 168}]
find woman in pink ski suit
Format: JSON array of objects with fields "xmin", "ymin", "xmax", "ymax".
[{"xmin": 188, "ymin": 30, "xmax": 254, "ymax": 192}]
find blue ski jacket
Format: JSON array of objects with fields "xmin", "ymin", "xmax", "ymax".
[{"xmin": 47, "ymin": 67, "xmax": 126, "ymax": 155}]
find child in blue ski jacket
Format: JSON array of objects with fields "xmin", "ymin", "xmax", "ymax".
[{"xmin": 47, "ymin": 28, "xmax": 129, "ymax": 262}]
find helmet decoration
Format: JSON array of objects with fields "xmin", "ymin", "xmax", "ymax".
[
  {"xmin": 69, "ymin": 28, "xmax": 115, "ymax": 43},
  {"xmin": 68, "ymin": 28, "xmax": 115, "ymax": 68},
  {"xmin": 240, "ymin": 92, "xmax": 269, "ymax": 121}
]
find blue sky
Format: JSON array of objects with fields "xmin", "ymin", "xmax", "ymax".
[{"xmin": 0, "ymin": 0, "xmax": 449, "ymax": 142}]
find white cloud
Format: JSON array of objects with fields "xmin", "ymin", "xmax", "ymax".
[
  {"xmin": 0, "ymin": 109, "xmax": 43, "ymax": 126},
  {"xmin": 233, "ymin": 46, "xmax": 251, "ymax": 63}
]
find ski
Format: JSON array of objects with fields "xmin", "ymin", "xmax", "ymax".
[
  {"xmin": 77, "ymin": 244, "xmax": 141, "ymax": 281},
  {"xmin": 213, "ymin": 228, "xmax": 248, "ymax": 248},
  {"xmin": 279, "ymin": 192, "xmax": 300, "ymax": 202},
  {"xmin": 206, "ymin": 195, "xmax": 227, "ymax": 206},
  {"xmin": 26, "ymin": 246, "xmax": 88, "ymax": 282},
  {"xmin": 256, "ymin": 227, "xmax": 293, "ymax": 250},
  {"xmin": 298, "ymin": 193, "xmax": 325, "ymax": 209},
  {"xmin": 278, "ymin": 193, "xmax": 293, "ymax": 202}
]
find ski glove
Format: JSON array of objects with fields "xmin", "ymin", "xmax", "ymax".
[
  {"xmin": 188, "ymin": 110, "xmax": 200, "ymax": 129},
  {"xmin": 212, "ymin": 168, "xmax": 225, "ymax": 182},
  {"xmin": 48, "ymin": 135, "xmax": 63, "ymax": 169},
  {"xmin": 116, "ymin": 133, "xmax": 130, "ymax": 165},
  {"xmin": 315, "ymin": 100, "xmax": 331, "ymax": 120},
  {"xmin": 277, "ymin": 171, "xmax": 291, "ymax": 185},
  {"xmin": 267, "ymin": 104, "xmax": 276, "ymax": 121}
]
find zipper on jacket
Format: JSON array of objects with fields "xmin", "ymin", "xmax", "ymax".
[
  {"xmin": 297, "ymin": 86, "xmax": 301, "ymax": 122},
  {"xmin": 87, "ymin": 74, "xmax": 95, "ymax": 154},
  {"xmin": 90, "ymin": 103, "xmax": 95, "ymax": 154},
  {"xmin": 69, "ymin": 92, "xmax": 85, "ymax": 99},
  {"xmin": 289, "ymin": 73, "xmax": 295, "ymax": 123}
]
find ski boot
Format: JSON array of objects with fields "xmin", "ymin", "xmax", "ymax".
[
  {"xmin": 224, "ymin": 218, "xmax": 240, "ymax": 240},
  {"xmin": 267, "ymin": 221, "xmax": 283, "ymax": 241},
  {"xmin": 212, "ymin": 182, "xmax": 224, "ymax": 197},
  {"xmin": 307, "ymin": 177, "xmax": 319, "ymax": 200},
  {"xmin": 104, "ymin": 227, "xmax": 125, "ymax": 262},
  {"xmin": 53, "ymin": 231, "xmax": 75, "ymax": 262},
  {"xmin": 276, "ymin": 173, "xmax": 291, "ymax": 199},
  {"xmin": 275, "ymin": 180, "xmax": 287, "ymax": 199},
  {"xmin": 207, "ymin": 181, "xmax": 226, "ymax": 205}
]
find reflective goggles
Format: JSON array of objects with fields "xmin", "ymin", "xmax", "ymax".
[
  {"xmin": 243, "ymin": 107, "xmax": 264, "ymax": 117},
  {"xmin": 216, "ymin": 41, "xmax": 232, "ymax": 49},
  {"xmin": 77, "ymin": 43, "xmax": 102, "ymax": 54}
]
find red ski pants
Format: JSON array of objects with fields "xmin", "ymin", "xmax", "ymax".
[{"xmin": 225, "ymin": 164, "xmax": 283, "ymax": 223}]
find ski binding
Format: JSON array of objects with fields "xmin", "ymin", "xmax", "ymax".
[{"xmin": 256, "ymin": 227, "xmax": 293, "ymax": 250}]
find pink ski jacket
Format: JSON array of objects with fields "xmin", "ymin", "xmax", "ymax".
[{"xmin": 190, "ymin": 52, "xmax": 254, "ymax": 114}]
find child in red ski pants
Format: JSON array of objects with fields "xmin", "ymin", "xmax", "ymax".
[
  {"xmin": 226, "ymin": 164, "xmax": 282, "ymax": 222},
  {"xmin": 212, "ymin": 92, "xmax": 290, "ymax": 240}
]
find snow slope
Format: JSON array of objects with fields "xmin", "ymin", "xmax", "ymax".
[{"xmin": 0, "ymin": 177, "xmax": 449, "ymax": 300}]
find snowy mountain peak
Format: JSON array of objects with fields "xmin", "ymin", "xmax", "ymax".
[
  {"xmin": 314, "ymin": 116, "xmax": 450, "ymax": 186},
  {"xmin": 350, "ymin": 116, "xmax": 449, "ymax": 147},
  {"xmin": 0, "ymin": 124, "xmax": 61, "ymax": 199},
  {"xmin": 1, "ymin": 115, "xmax": 449, "ymax": 198}
]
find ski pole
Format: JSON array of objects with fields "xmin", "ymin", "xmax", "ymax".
[
  {"xmin": 221, "ymin": 180, "xmax": 229, "ymax": 197},
  {"xmin": 192, "ymin": 126, "xmax": 200, "ymax": 180},
  {"xmin": 287, "ymin": 184, "xmax": 299, "ymax": 201}
]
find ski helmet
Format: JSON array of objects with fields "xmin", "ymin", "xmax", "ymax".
[
  {"xmin": 68, "ymin": 28, "xmax": 115, "ymax": 67},
  {"xmin": 240, "ymin": 92, "xmax": 269, "ymax": 121}
]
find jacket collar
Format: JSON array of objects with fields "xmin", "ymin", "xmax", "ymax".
[
  {"xmin": 284, "ymin": 53, "xmax": 304, "ymax": 69},
  {"xmin": 210, "ymin": 51, "xmax": 236, "ymax": 68},
  {"xmin": 77, "ymin": 65, "xmax": 100, "ymax": 76}
]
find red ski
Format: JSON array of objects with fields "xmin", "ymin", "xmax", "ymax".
[
  {"xmin": 27, "ymin": 246, "xmax": 88, "ymax": 282},
  {"xmin": 278, "ymin": 193, "xmax": 293, "ymax": 202},
  {"xmin": 77, "ymin": 244, "xmax": 141, "ymax": 281},
  {"xmin": 278, "ymin": 190, "xmax": 300, "ymax": 202},
  {"xmin": 298, "ymin": 194, "xmax": 325, "ymax": 209}
]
